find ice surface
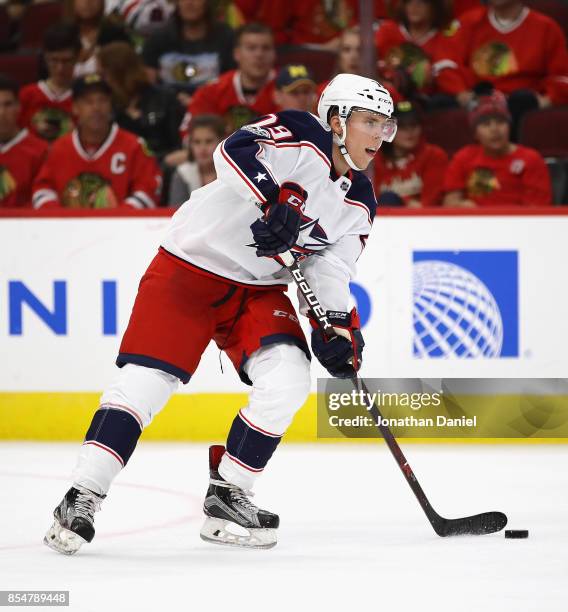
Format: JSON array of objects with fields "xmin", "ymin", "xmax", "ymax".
[{"xmin": 0, "ymin": 442, "xmax": 566, "ymax": 611}]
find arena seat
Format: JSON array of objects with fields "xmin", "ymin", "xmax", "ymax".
[
  {"xmin": 422, "ymin": 107, "xmax": 473, "ymax": 156},
  {"xmin": 19, "ymin": 2, "xmax": 63, "ymax": 50},
  {"xmin": 276, "ymin": 45, "xmax": 337, "ymax": 84},
  {"xmin": 519, "ymin": 107, "xmax": 568, "ymax": 158},
  {"xmin": 0, "ymin": 53, "xmax": 40, "ymax": 86}
]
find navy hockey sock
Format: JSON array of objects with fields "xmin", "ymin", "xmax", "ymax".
[
  {"xmin": 225, "ymin": 411, "xmax": 282, "ymax": 472},
  {"xmin": 83, "ymin": 407, "xmax": 142, "ymax": 467}
]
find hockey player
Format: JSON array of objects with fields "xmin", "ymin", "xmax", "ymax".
[{"xmin": 44, "ymin": 73, "xmax": 396, "ymax": 553}]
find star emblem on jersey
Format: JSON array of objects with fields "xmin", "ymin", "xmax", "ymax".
[
  {"xmin": 247, "ymin": 216, "xmax": 329, "ymax": 257},
  {"xmin": 254, "ymin": 172, "xmax": 267, "ymax": 183},
  {"xmin": 297, "ymin": 218, "xmax": 329, "ymax": 249}
]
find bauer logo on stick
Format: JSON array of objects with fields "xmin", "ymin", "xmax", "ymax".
[{"xmin": 291, "ymin": 267, "xmax": 332, "ymax": 330}]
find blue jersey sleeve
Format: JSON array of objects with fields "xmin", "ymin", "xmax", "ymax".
[
  {"xmin": 218, "ymin": 125, "xmax": 280, "ymax": 204},
  {"xmin": 345, "ymin": 173, "xmax": 378, "ymax": 229},
  {"xmin": 214, "ymin": 111, "xmax": 333, "ymax": 205}
]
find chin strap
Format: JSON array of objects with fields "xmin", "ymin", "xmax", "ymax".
[{"xmin": 333, "ymin": 115, "xmax": 366, "ymax": 172}]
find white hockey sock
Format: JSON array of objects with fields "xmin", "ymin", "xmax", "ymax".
[
  {"xmin": 71, "ymin": 364, "xmax": 179, "ymax": 496},
  {"xmin": 72, "ymin": 442, "xmax": 122, "ymax": 496},
  {"xmin": 218, "ymin": 452, "xmax": 259, "ymax": 491}
]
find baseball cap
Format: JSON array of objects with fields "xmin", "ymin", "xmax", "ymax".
[
  {"xmin": 275, "ymin": 65, "xmax": 316, "ymax": 92},
  {"xmin": 470, "ymin": 90, "xmax": 511, "ymax": 127},
  {"xmin": 72, "ymin": 74, "xmax": 112, "ymax": 100},
  {"xmin": 392, "ymin": 100, "xmax": 421, "ymax": 126}
]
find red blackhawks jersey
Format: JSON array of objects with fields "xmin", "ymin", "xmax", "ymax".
[
  {"xmin": 446, "ymin": 7, "xmax": 568, "ymax": 102},
  {"xmin": 19, "ymin": 81, "xmax": 74, "ymax": 142},
  {"xmin": 245, "ymin": 0, "xmax": 386, "ymax": 45},
  {"xmin": 374, "ymin": 141, "xmax": 448, "ymax": 207},
  {"xmin": 183, "ymin": 69, "xmax": 277, "ymax": 138},
  {"xmin": 0, "ymin": 129, "xmax": 48, "ymax": 208},
  {"xmin": 32, "ymin": 124, "xmax": 161, "ymax": 209},
  {"xmin": 375, "ymin": 20, "xmax": 464, "ymax": 95},
  {"xmin": 443, "ymin": 143, "xmax": 552, "ymax": 207},
  {"xmin": 452, "ymin": 0, "xmax": 481, "ymax": 17}
]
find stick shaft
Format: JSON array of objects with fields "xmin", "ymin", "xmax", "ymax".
[{"xmin": 282, "ymin": 252, "xmax": 438, "ymax": 521}]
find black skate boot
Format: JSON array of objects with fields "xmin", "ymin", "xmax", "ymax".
[
  {"xmin": 44, "ymin": 485, "xmax": 105, "ymax": 555},
  {"xmin": 200, "ymin": 445, "xmax": 279, "ymax": 549}
]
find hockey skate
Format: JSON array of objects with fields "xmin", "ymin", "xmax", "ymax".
[
  {"xmin": 200, "ymin": 445, "xmax": 279, "ymax": 549},
  {"xmin": 44, "ymin": 485, "xmax": 105, "ymax": 555}
]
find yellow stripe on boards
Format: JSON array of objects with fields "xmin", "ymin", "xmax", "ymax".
[
  {"xmin": 0, "ymin": 393, "xmax": 316, "ymax": 441},
  {"xmin": 1, "ymin": 393, "xmax": 568, "ymax": 443}
]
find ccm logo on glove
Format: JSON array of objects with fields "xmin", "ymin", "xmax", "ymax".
[
  {"xmin": 284, "ymin": 192, "xmax": 306, "ymax": 212},
  {"xmin": 310, "ymin": 308, "xmax": 364, "ymax": 379},
  {"xmin": 250, "ymin": 182, "xmax": 308, "ymax": 258}
]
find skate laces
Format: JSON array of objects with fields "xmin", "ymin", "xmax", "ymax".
[
  {"xmin": 229, "ymin": 486, "xmax": 257, "ymax": 512},
  {"xmin": 210, "ymin": 478, "xmax": 257, "ymax": 511},
  {"xmin": 74, "ymin": 487, "xmax": 103, "ymax": 521}
]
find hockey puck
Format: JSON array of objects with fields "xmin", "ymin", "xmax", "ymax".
[{"xmin": 505, "ymin": 530, "xmax": 529, "ymax": 539}]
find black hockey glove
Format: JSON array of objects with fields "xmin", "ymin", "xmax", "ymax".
[
  {"xmin": 310, "ymin": 308, "xmax": 364, "ymax": 379},
  {"xmin": 250, "ymin": 181, "xmax": 307, "ymax": 257}
]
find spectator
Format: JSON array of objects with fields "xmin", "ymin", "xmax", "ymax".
[
  {"xmin": 443, "ymin": 91, "xmax": 552, "ymax": 207},
  {"xmin": 33, "ymin": 74, "xmax": 161, "ymax": 209},
  {"xmin": 315, "ymin": 26, "xmax": 361, "ymax": 102},
  {"xmin": 443, "ymin": 0, "xmax": 568, "ymax": 121},
  {"xmin": 252, "ymin": 0, "xmax": 387, "ymax": 48},
  {"xmin": 318, "ymin": 27, "xmax": 403, "ymax": 103},
  {"xmin": 105, "ymin": 0, "xmax": 174, "ymax": 37},
  {"xmin": 0, "ymin": 76, "xmax": 48, "ymax": 208},
  {"xmin": 273, "ymin": 65, "xmax": 317, "ymax": 113},
  {"xmin": 97, "ymin": 42, "xmax": 184, "ymax": 163},
  {"xmin": 184, "ymin": 22, "xmax": 276, "ymax": 134},
  {"xmin": 168, "ymin": 114, "xmax": 224, "ymax": 207},
  {"xmin": 19, "ymin": 23, "xmax": 80, "ymax": 143},
  {"xmin": 63, "ymin": 0, "xmax": 131, "ymax": 77},
  {"xmin": 142, "ymin": 0, "xmax": 235, "ymax": 95},
  {"xmin": 336, "ymin": 26, "xmax": 361, "ymax": 75},
  {"xmin": 374, "ymin": 100, "xmax": 448, "ymax": 207},
  {"xmin": 375, "ymin": 0, "xmax": 462, "ymax": 103}
]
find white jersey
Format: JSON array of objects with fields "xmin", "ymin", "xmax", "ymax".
[{"xmin": 161, "ymin": 110, "xmax": 377, "ymax": 314}]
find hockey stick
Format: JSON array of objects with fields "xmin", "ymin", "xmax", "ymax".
[{"xmin": 281, "ymin": 250, "xmax": 507, "ymax": 536}]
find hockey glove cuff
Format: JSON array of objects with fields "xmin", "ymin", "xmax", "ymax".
[
  {"xmin": 250, "ymin": 181, "xmax": 307, "ymax": 257},
  {"xmin": 310, "ymin": 308, "xmax": 364, "ymax": 379}
]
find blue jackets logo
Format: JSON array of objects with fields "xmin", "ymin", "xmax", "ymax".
[{"xmin": 412, "ymin": 251, "xmax": 519, "ymax": 358}]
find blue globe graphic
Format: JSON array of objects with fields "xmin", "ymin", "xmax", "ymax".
[{"xmin": 413, "ymin": 260, "xmax": 503, "ymax": 358}]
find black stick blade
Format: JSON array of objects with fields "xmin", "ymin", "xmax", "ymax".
[{"xmin": 433, "ymin": 511, "xmax": 508, "ymax": 537}]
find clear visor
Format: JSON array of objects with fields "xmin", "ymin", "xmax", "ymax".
[{"xmin": 348, "ymin": 109, "xmax": 398, "ymax": 143}]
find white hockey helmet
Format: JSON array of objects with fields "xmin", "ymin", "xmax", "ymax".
[{"xmin": 317, "ymin": 73, "xmax": 397, "ymax": 170}]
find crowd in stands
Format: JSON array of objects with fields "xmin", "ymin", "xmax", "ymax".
[{"xmin": 1, "ymin": 0, "xmax": 568, "ymax": 211}]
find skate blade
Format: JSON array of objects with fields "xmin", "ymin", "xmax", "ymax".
[
  {"xmin": 200, "ymin": 517, "xmax": 277, "ymax": 550},
  {"xmin": 43, "ymin": 519, "xmax": 87, "ymax": 555}
]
